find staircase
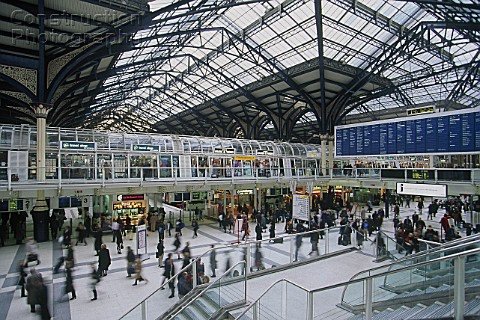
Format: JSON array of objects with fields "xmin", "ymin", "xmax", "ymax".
[{"xmin": 235, "ymin": 234, "xmax": 480, "ymax": 320}]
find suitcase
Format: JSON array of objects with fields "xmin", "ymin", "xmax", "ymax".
[{"xmin": 272, "ymin": 238, "xmax": 283, "ymax": 244}]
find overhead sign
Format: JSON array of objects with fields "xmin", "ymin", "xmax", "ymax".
[
  {"xmin": 234, "ymin": 155, "xmax": 256, "ymax": 161},
  {"xmin": 292, "ymin": 194, "xmax": 310, "ymax": 221},
  {"xmin": 132, "ymin": 144, "xmax": 160, "ymax": 152},
  {"xmin": 407, "ymin": 106, "xmax": 435, "ymax": 116},
  {"xmin": 60, "ymin": 141, "xmax": 96, "ymax": 150},
  {"xmin": 396, "ymin": 182, "xmax": 447, "ymax": 198},
  {"xmin": 335, "ymin": 108, "xmax": 480, "ymax": 157},
  {"xmin": 256, "ymin": 149, "xmax": 274, "ymax": 156},
  {"xmin": 117, "ymin": 194, "xmax": 144, "ymax": 201}
]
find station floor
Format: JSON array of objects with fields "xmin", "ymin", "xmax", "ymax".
[{"xmin": 0, "ymin": 201, "xmax": 465, "ymax": 320}]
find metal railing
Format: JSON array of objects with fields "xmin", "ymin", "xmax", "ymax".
[
  {"xmin": 168, "ymin": 261, "xmax": 247, "ymax": 319},
  {"xmin": 236, "ymin": 246, "xmax": 480, "ymax": 320},
  {"xmin": 120, "ymin": 224, "xmax": 355, "ymax": 319},
  {"xmin": 1, "ymin": 166, "xmax": 479, "ymax": 191}
]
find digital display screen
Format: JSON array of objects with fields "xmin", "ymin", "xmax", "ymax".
[{"xmin": 335, "ymin": 110, "xmax": 480, "ymax": 156}]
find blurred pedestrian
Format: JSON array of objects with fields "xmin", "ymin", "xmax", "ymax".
[
  {"xmin": 132, "ymin": 255, "xmax": 149, "ymax": 285},
  {"xmin": 98, "ymin": 244, "xmax": 111, "ymax": 277},
  {"xmin": 126, "ymin": 246, "xmax": 135, "ymax": 277},
  {"xmin": 209, "ymin": 244, "xmax": 217, "ymax": 278}
]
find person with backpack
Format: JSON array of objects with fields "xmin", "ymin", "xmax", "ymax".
[{"xmin": 175, "ymin": 219, "xmax": 184, "ymax": 236}]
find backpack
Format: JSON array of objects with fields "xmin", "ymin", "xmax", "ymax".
[{"xmin": 362, "ymin": 221, "xmax": 369, "ymax": 229}]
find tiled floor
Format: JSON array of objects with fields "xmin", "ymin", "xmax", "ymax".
[{"xmin": 0, "ymin": 199, "xmax": 469, "ymax": 320}]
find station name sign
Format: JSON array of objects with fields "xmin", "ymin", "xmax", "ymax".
[
  {"xmin": 61, "ymin": 141, "xmax": 96, "ymax": 150},
  {"xmin": 132, "ymin": 144, "xmax": 160, "ymax": 152}
]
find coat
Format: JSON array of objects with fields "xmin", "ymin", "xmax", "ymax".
[
  {"xmin": 98, "ymin": 248, "xmax": 111, "ymax": 270},
  {"xmin": 163, "ymin": 259, "xmax": 175, "ymax": 278},
  {"xmin": 26, "ymin": 272, "xmax": 43, "ymax": 305}
]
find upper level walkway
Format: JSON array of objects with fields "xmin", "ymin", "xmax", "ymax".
[{"xmin": 0, "ymin": 167, "xmax": 478, "ymax": 198}]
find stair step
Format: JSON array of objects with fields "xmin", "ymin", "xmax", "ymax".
[
  {"xmin": 465, "ymin": 297, "xmax": 480, "ymax": 315},
  {"xmin": 406, "ymin": 301, "xmax": 445, "ymax": 319},
  {"xmin": 389, "ymin": 305, "xmax": 424, "ymax": 320},
  {"xmin": 423, "ymin": 301, "xmax": 453, "ymax": 319}
]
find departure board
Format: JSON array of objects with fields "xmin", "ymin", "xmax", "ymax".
[{"xmin": 335, "ymin": 109, "xmax": 480, "ymax": 156}]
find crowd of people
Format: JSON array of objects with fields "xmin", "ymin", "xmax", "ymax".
[{"xmin": 6, "ymin": 193, "xmax": 478, "ymax": 319}]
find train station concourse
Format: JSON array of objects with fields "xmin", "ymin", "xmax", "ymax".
[{"xmin": 0, "ymin": 0, "xmax": 479, "ymax": 319}]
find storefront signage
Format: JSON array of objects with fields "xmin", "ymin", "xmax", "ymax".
[
  {"xmin": 117, "ymin": 194, "xmax": 144, "ymax": 201},
  {"xmin": 237, "ymin": 189, "xmax": 253, "ymax": 195},
  {"xmin": 60, "ymin": 141, "xmax": 96, "ymax": 150},
  {"xmin": 132, "ymin": 144, "xmax": 159, "ymax": 152},
  {"xmin": 234, "ymin": 155, "xmax": 256, "ymax": 161}
]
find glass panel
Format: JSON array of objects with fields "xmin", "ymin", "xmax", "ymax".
[{"xmin": 0, "ymin": 128, "xmax": 13, "ymax": 146}]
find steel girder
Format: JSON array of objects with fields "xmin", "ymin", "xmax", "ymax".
[{"xmin": 328, "ymin": 19, "xmax": 473, "ymax": 132}]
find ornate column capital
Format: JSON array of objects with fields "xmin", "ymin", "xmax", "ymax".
[{"xmin": 33, "ymin": 103, "xmax": 51, "ymax": 118}]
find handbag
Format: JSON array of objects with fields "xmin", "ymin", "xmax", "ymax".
[{"xmin": 156, "ymin": 252, "xmax": 159, "ymax": 258}]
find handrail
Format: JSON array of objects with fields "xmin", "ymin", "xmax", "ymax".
[
  {"xmin": 235, "ymin": 278, "xmax": 311, "ymax": 319},
  {"xmin": 119, "ymin": 257, "xmax": 198, "ymax": 319},
  {"xmin": 314, "ymin": 246, "xmax": 480, "ymax": 294},
  {"xmin": 417, "ymin": 238, "xmax": 443, "ymax": 246},
  {"xmin": 340, "ymin": 234, "xmax": 480, "ymax": 303},
  {"xmin": 237, "ymin": 247, "xmax": 480, "ymax": 320},
  {"xmin": 168, "ymin": 260, "xmax": 247, "ymax": 319},
  {"xmin": 121, "ymin": 224, "xmax": 343, "ymax": 318}
]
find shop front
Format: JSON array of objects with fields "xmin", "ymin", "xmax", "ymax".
[{"xmin": 112, "ymin": 194, "xmax": 148, "ymax": 227}]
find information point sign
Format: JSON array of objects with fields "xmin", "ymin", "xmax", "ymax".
[
  {"xmin": 136, "ymin": 225, "xmax": 148, "ymax": 260},
  {"xmin": 292, "ymin": 194, "xmax": 310, "ymax": 221}
]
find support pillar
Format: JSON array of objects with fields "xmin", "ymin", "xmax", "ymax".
[
  {"xmin": 320, "ymin": 134, "xmax": 328, "ymax": 176},
  {"xmin": 32, "ymin": 104, "xmax": 50, "ymax": 242},
  {"xmin": 231, "ymin": 189, "xmax": 236, "ymax": 216},
  {"xmin": 223, "ymin": 190, "xmax": 227, "ymax": 216},
  {"xmin": 454, "ymin": 256, "xmax": 466, "ymax": 320},
  {"xmin": 328, "ymin": 135, "xmax": 334, "ymax": 175}
]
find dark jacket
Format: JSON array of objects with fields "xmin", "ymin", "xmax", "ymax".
[
  {"xmin": 98, "ymin": 248, "xmax": 111, "ymax": 270},
  {"xmin": 163, "ymin": 258, "xmax": 175, "ymax": 278}
]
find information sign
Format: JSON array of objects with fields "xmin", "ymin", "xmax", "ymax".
[
  {"xmin": 396, "ymin": 182, "xmax": 447, "ymax": 198},
  {"xmin": 335, "ymin": 108, "xmax": 480, "ymax": 156},
  {"xmin": 60, "ymin": 141, "xmax": 96, "ymax": 150},
  {"xmin": 132, "ymin": 144, "xmax": 160, "ymax": 152},
  {"xmin": 136, "ymin": 225, "xmax": 148, "ymax": 258},
  {"xmin": 292, "ymin": 194, "xmax": 310, "ymax": 221}
]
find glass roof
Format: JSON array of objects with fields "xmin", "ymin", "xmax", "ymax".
[{"xmin": 88, "ymin": 0, "xmax": 480, "ymax": 134}]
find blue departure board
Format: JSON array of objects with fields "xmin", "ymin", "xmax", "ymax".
[
  {"xmin": 476, "ymin": 112, "xmax": 480, "ymax": 150},
  {"xmin": 370, "ymin": 125, "xmax": 380, "ymax": 155},
  {"xmin": 379, "ymin": 124, "xmax": 388, "ymax": 154},
  {"xmin": 415, "ymin": 119, "xmax": 426, "ymax": 153},
  {"xmin": 405, "ymin": 120, "xmax": 416, "ymax": 153},
  {"xmin": 425, "ymin": 118, "xmax": 437, "ymax": 152},
  {"xmin": 335, "ymin": 109, "xmax": 480, "ymax": 156},
  {"xmin": 437, "ymin": 116, "xmax": 449, "ymax": 152},
  {"xmin": 461, "ymin": 114, "xmax": 474, "ymax": 151},
  {"xmin": 386, "ymin": 123, "xmax": 395, "ymax": 154}
]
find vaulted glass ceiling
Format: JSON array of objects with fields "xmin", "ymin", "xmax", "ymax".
[{"xmin": 87, "ymin": 0, "xmax": 480, "ymax": 138}]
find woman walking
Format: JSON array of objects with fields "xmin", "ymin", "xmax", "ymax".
[{"xmin": 132, "ymin": 255, "xmax": 149, "ymax": 285}]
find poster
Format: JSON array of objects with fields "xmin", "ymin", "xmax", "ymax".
[
  {"xmin": 136, "ymin": 225, "xmax": 148, "ymax": 258},
  {"xmin": 292, "ymin": 194, "xmax": 310, "ymax": 221}
]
